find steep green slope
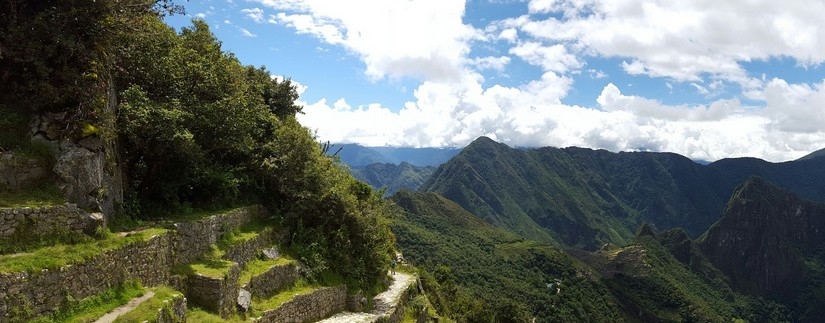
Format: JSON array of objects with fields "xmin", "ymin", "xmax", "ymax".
[
  {"xmin": 350, "ymin": 162, "xmax": 435, "ymax": 196},
  {"xmin": 573, "ymin": 229, "xmax": 787, "ymax": 323},
  {"xmin": 389, "ymin": 190, "xmax": 623, "ymax": 322},
  {"xmin": 421, "ymin": 136, "xmax": 825, "ymax": 249},
  {"xmin": 699, "ymin": 177, "xmax": 825, "ymax": 321}
]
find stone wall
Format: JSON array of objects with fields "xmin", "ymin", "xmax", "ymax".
[
  {"xmin": 185, "ymin": 264, "xmax": 240, "ymax": 318},
  {"xmin": 172, "ymin": 206, "xmax": 262, "ymax": 266},
  {"xmin": 224, "ymin": 228, "xmax": 275, "ymax": 267},
  {"xmin": 256, "ymin": 285, "xmax": 347, "ymax": 323},
  {"xmin": 0, "ymin": 204, "xmax": 103, "ymax": 239},
  {"xmin": 0, "ymin": 232, "xmax": 172, "ymax": 321},
  {"xmin": 0, "ymin": 206, "xmax": 259, "ymax": 322},
  {"xmin": 244, "ymin": 263, "xmax": 298, "ymax": 298},
  {"xmin": 0, "ymin": 154, "xmax": 50, "ymax": 191},
  {"xmin": 156, "ymin": 294, "xmax": 187, "ymax": 323}
]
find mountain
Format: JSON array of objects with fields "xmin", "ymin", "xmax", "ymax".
[
  {"xmin": 699, "ymin": 177, "xmax": 825, "ymax": 320},
  {"xmin": 349, "ymin": 162, "xmax": 435, "ymax": 196},
  {"xmin": 332, "ymin": 143, "xmax": 461, "ymax": 167},
  {"xmin": 797, "ymin": 147, "xmax": 825, "ymax": 161},
  {"xmin": 390, "ymin": 190, "xmax": 786, "ymax": 322},
  {"xmin": 421, "ymin": 136, "xmax": 825, "ymax": 249},
  {"xmin": 389, "ymin": 190, "xmax": 624, "ymax": 322}
]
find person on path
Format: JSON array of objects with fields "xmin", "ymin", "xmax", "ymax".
[{"xmin": 391, "ymin": 258, "xmax": 397, "ymax": 275}]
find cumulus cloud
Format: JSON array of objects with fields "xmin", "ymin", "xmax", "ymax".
[
  {"xmin": 253, "ymin": 0, "xmax": 479, "ymax": 82},
  {"xmin": 257, "ymin": 0, "xmax": 825, "ymax": 162},
  {"xmin": 241, "ymin": 8, "xmax": 265, "ymax": 23}
]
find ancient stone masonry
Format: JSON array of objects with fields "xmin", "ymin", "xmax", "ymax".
[
  {"xmin": 184, "ymin": 264, "xmax": 240, "ymax": 318},
  {"xmin": 0, "ymin": 232, "xmax": 173, "ymax": 320},
  {"xmin": 256, "ymin": 285, "xmax": 347, "ymax": 323},
  {"xmin": 224, "ymin": 227, "xmax": 276, "ymax": 267},
  {"xmin": 244, "ymin": 263, "xmax": 298, "ymax": 298},
  {"xmin": 0, "ymin": 204, "xmax": 103, "ymax": 240},
  {"xmin": 171, "ymin": 206, "xmax": 262, "ymax": 266},
  {"xmin": 0, "ymin": 154, "xmax": 50, "ymax": 191},
  {"xmin": 156, "ymin": 294, "xmax": 187, "ymax": 323},
  {"xmin": 0, "ymin": 206, "xmax": 260, "ymax": 322}
]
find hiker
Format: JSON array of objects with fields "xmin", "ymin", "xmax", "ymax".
[{"xmin": 391, "ymin": 258, "xmax": 397, "ymax": 275}]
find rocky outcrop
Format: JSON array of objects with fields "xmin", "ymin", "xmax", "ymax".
[{"xmin": 699, "ymin": 177, "xmax": 825, "ymax": 298}]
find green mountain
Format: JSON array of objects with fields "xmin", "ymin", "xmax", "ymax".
[
  {"xmin": 421, "ymin": 136, "xmax": 825, "ymax": 249},
  {"xmin": 389, "ymin": 190, "xmax": 624, "ymax": 322},
  {"xmin": 390, "ymin": 190, "xmax": 786, "ymax": 322},
  {"xmin": 699, "ymin": 177, "xmax": 825, "ymax": 321},
  {"xmin": 349, "ymin": 162, "xmax": 435, "ymax": 196},
  {"xmin": 333, "ymin": 143, "xmax": 461, "ymax": 167}
]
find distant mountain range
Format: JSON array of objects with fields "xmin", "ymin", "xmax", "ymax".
[
  {"xmin": 331, "ymin": 143, "xmax": 462, "ymax": 167},
  {"xmin": 383, "ymin": 136, "xmax": 825, "ymax": 321},
  {"xmin": 420, "ymin": 136, "xmax": 825, "ymax": 249}
]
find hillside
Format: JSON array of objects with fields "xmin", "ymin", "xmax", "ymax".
[
  {"xmin": 699, "ymin": 177, "xmax": 825, "ymax": 321},
  {"xmin": 350, "ymin": 162, "xmax": 436, "ymax": 196},
  {"xmin": 421, "ymin": 136, "xmax": 825, "ymax": 249},
  {"xmin": 389, "ymin": 190, "xmax": 624, "ymax": 322}
]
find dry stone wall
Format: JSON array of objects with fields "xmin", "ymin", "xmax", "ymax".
[
  {"xmin": 156, "ymin": 294, "xmax": 187, "ymax": 323},
  {"xmin": 0, "ymin": 154, "xmax": 49, "ymax": 191},
  {"xmin": 244, "ymin": 263, "xmax": 298, "ymax": 298},
  {"xmin": 184, "ymin": 264, "xmax": 240, "ymax": 318},
  {"xmin": 0, "ymin": 204, "xmax": 102, "ymax": 240},
  {"xmin": 256, "ymin": 285, "xmax": 347, "ymax": 323},
  {"xmin": 0, "ymin": 206, "xmax": 260, "ymax": 322},
  {"xmin": 224, "ymin": 228, "xmax": 275, "ymax": 267}
]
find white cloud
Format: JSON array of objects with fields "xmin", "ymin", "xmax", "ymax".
[
  {"xmin": 513, "ymin": 0, "xmax": 825, "ymax": 87},
  {"xmin": 240, "ymin": 28, "xmax": 257, "ymax": 37},
  {"xmin": 255, "ymin": 0, "xmax": 479, "ymax": 82},
  {"xmin": 253, "ymin": 0, "xmax": 825, "ymax": 162},
  {"xmin": 241, "ymin": 8, "xmax": 265, "ymax": 23}
]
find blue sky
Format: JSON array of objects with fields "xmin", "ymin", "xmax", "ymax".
[{"xmin": 165, "ymin": 0, "xmax": 825, "ymax": 162}]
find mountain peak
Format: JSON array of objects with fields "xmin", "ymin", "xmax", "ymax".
[{"xmin": 798, "ymin": 147, "xmax": 825, "ymax": 161}]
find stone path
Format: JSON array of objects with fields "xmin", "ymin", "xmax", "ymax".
[
  {"xmin": 93, "ymin": 291, "xmax": 155, "ymax": 323},
  {"xmin": 318, "ymin": 272, "xmax": 416, "ymax": 323}
]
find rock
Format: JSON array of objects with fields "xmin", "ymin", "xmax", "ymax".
[
  {"xmin": 237, "ymin": 289, "xmax": 251, "ymax": 312},
  {"xmin": 77, "ymin": 136, "xmax": 103, "ymax": 151},
  {"xmin": 82, "ymin": 212, "xmax": 105, "ymax": 235},
  {"xmin": 262, "ymin": 247, "xmax": 280, "ymax": 259},
  {"xmin": 53, "ymin": 142, "xmax": 104, "ymax": 211}
]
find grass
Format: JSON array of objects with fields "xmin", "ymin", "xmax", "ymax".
[
  {"xmin": 113, "ymin": 286, "xmax": 183, "ymax": 323},
  {"xmin": 0, "ymin": 228, "xmax": 167, "ymax": 273},
  {"xmin": 186, "ymin": 307, "xmax": 248, "ymax": 322},
  {"xmin": 252, "ymin": 279, "xmax": 317, "ymax": 313},
  {"xmin": 28, "ymin": 280, "xmax": 145, "ymax": 323},
  {"xmin": 238, "ymin": 256, "xmax": 293, "ymax": 286},
  {"xmin": 174, "ymin": 222, "xmax": 272, "ymax": 279},
  {"xmin": 0, "ymin": 182, "xmax": 64, "ymax": 208}
]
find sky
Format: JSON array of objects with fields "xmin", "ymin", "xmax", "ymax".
[{"xmin": 165, "ymin": 0, "xmax": 825, "ymax": 162}]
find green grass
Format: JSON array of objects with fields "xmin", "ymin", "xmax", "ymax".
[
  {"xmin": 238, "ymin": 257, "xmax": 293, "ymax": 286},
  {"xmin": 252, "ymin": 280, "xmax": 316, "ymax": 313},
  {"xmin": 28, "ymin": 280, "xmax": 145, "ymax": 323},
  {"xmin": 186, "ymin": 307, "xmax": 248, "ymax": 322},
  {"xmin": 113, "ymin": 286, "xmax": 182, "ymax": 323},
  {"xmin": 0, "ymin": 182, "xmax": 64, "ymax": 207},
  {"xmin": 0, "ymin": 228, "xmax": 167, "ymax": 273}
]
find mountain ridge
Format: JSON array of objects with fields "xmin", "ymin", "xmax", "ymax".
[{"xmin": 421, "ymin": 136, "xmax": 825, "ymax": 249}]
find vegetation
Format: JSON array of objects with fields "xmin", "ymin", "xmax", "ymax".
[
  {"xmin": 421, "ymin": 136, "xmax": 825, "ymax": 249},
  {"xmin": 0, "ymin": 228, "xmax": 166, "ymax": 273},
  {"xmin": 0, "ymin": 182, "xmax": 64, "ymax": 208},
  {"xmin": 29, "ymin": 280, "xmax": 145, "ymax": 323},
  {"xmin": 113, "ymin": 286, "xmax": 183, "ymax": 323},
  {"xmin": 350, "ymin": 162, "xmax": 436, "ymax": 196},
  {"xmin": 390, "ymin": 190, "xmax": 623, "ymax": 322}
]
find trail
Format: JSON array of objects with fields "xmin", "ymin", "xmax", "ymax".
[{"xmin": 93, "ymin": 291, "xmax": 155, "ymax": 323}]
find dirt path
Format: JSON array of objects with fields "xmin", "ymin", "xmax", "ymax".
[
  {"xmin": 318, "ymin": 272, "xmax": 416, "ymax": 323},
  {"xmin": 93, "ymin": 291, "xmax": 155, "ymax": 323}
]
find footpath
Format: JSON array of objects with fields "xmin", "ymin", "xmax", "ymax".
[{"xmin": 318, "ymin": 272, "xmax": 416, "ymax": 323}]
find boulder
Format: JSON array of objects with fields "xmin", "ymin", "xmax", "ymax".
[{"xmin": 237, "ymin": 288, "xmax": 252, "ymax": 312}]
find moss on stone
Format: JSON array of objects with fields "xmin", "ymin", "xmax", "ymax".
[
  {"xmin": 238, "ymin": 257, "xmax": 293, "ymax": 286},
  {"xmin": 0, "ymin": 227, "xmax": 167, "ymax": 273}
]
